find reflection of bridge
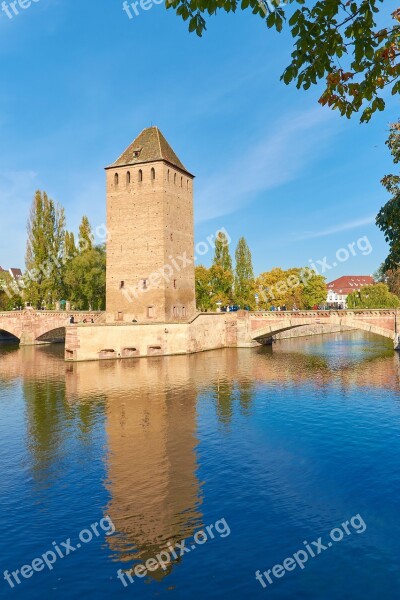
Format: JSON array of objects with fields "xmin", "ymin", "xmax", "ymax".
[
  {"xmin": 236, "ymin": 309, "xmax": 400, "ymax": 349},
  {"xmin": 0, "ymin": 310, "xmax": 102, "ymax": 345}
]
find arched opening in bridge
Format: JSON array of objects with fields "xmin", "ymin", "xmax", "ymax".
[
  {"xmin": 253, "ymin": 323, "xmax": 358, "ymax": 346},
  {"xmin": 35, "ymin": 327, "xmax": 66, "ymax": 344},
  {"xmin": 0, "ymin": 329, "xmax": 19, "ymax": 343}
]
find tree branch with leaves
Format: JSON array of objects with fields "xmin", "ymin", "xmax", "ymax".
[{"xmin": 166, "ymin": 0, "xmax": 400, "ymax": 121}]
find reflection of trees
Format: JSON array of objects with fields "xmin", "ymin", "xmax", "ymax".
[
  {"xmin": 215, "ymin": 380, "xmax": 235, "ymax": 424},
  {"xmin": 213, "ymin": 378, "xmax": 256, "ymax": 422},
  {"xmin": 23, "ymin": 378, "xmax": 105, "ymax": 484},
  {"xmin": 238, "ymin": 379, "xmax": 255, "ymax": 415},
  {"xmin": 0, "ymin": 345, "xmax": 106, "ymax": 486}
]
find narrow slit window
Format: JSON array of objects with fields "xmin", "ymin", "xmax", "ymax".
[
  {"xmin": 138, "ymin": 169, "xmax": 143, "ymax": 182},
  {"xmin": 151, "ymin": 167, "xmax": 155, "ymax": 181},
  {"xmin": 114, "ymin": 173, "xmax": 119, "ymax": 187}
]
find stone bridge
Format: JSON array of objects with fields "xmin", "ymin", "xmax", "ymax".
[
  {"xmin": 234, "ymin": 309, "xmax": 400, "ymax": 348},
  {"xmin": 0, "ymin": 310, "xmax": 103, "ymax": 345}
]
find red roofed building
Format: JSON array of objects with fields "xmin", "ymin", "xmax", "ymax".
[
  {"xmin": 326, "ymin": 276, "xmax": 375, "ymax": 308},
  {"xmin": 9, "ymin": 268, "xmax": 23, "ymax": 281}
]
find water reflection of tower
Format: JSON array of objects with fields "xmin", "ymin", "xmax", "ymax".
[{"xmin": 102, "ymin": 357, "xmax": 203, "ymax": 576}]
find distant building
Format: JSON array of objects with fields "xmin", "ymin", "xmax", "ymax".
[
  {"xmin": 9, "ymin": 268, "xmax": 23, "ymax": 281},
  {"xmin": 326, "ymin": 276, "xmax": 375, "ymax": 308}
]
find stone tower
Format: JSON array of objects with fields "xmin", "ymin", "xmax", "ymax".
[{"xmin": 105, "ymin": 127, "xmax": 196, "ymax": 323}]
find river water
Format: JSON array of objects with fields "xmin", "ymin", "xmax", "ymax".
[{"xmin": 0, "ymin": 331, "xmax": 399, "ymax": 600}]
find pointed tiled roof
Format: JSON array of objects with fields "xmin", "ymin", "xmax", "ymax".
[{"xmin": 108, "ymin": 126, "xmax": 192, "ymax": 175}]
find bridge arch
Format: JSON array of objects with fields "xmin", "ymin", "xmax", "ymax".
[
  {"xmin": 251, "ymin": 317, "xmax": 396, "ymax": 344},
  {"xmin": 35, "ymin": 327, "xmax": 66, "ymax": 343},
  {"xmin": 0, "ymin": 326, "xmax": 21, "ymax": 342}
]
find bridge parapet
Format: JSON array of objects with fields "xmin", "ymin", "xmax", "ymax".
[
  {"xmin": 237, "ymin": 309, "xmax": 400, "ymax": 347},
  {"xmin": 0, "ymin": 310, "xmax": 104, "ymax": 345},
  {"xmin": 248, "ymin": 309, "xmax": 399, "ymax": 317}
]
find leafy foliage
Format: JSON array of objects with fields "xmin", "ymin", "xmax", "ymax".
[
  {"xmin": 78, "ymin": 216, "xmax": 94, "ymax": 252},
  {"xmin": 20, "ymin": 193, "xmax": 106, "ymax": 310},
  {"xmin": 64, "ymin": 245, "xmax": 106, "ymax": 310},
  {"xmin": 256, "ymin": 266, "xmax": 327, "ymax": 309},
  {"xmin": 0, "ymin": 271, "xmax": 23, "ymax": 311},
  {"xmin": 235, "ymin": 237, "xmax": 256, "ymax": 308},
  {"xmin": 195, "ymin": 265, "xmax": 214, "ymax": 311},
  {"xmin": 213, "ymin": 231, "xmax": 233, "ymax": 272},
  {"xmin": 376, "ymin": 121, "xmax": 400, "ymax": 269},
  {"xmin": 166, "ymin": 0, "xmax": 400, "ymax": 121},
  {"xmin": 25, "ymin": 191, "xmax": 66, "ymax": 308},
  {"xmin": 374, "ymin": 263, "xmax": 400, "ymax": 297},
  {"xmin": 347, "ymin": 282, "xmax": 400, "ymax": 307}
]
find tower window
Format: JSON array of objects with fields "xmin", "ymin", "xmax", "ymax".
[
  {"xmin": 147, "ymin": 306, "xmax": 154, "ymax": 318},
  {"xmin": 120, "ymin": 281, "xmax": 125, "ymax": 289},
  {"xmin": 151, "ymin": 167, "xmax": 155, "ymax": 181},
  {"xmin": 138, "ymin": 169, "xmax": 143, "ymax": 182},
  {"xmin": 173, "ymin": 279, "xmax": 177, "ymax": 289},
  {"xmin": 126, "ymin": 171, "xmax": 131, "ymax": 185},
  {"xmin": 142, "ymin": 279, "xmax": 147, "ymax": 289},
  {"xmin": 167, "ymin": 169, "xmax": 170, "ymax": 182},
  {"xmin": 114, "ymin": 173, "xmax": 119, "ymax": 187},
  {"xmin": 174, "ymin": 173, "xmax": 177, "ymax": 185},
  {"xmin": 187, "ymin": 180, "xmax": 189, "ymax": 190},
  {"xmin": 181, "ymin": 177, "xmax": 183, "ymax": 187}
]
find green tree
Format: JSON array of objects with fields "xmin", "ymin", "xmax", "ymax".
[
  {"xmin": 209, "ymin": 263, "xmax": 234, "ymax": 307},
  {"xmin": 195, "ymin": 265, "xmax": 213, "ymax": 311},
  {"xmin": 301, "ymin": 272, "xmax": 327, "ymax": 309},
  {"xmin": 167, "ymin": 1, "xmax": 400, "ymax": 122},
  {"xmin": 374, "ymin": 263, "xmax": 400, "ymax": 297},
  {"xmin": 213, "ymin": 231, "xmax": 233, "ymax": 273},
  {"xmin": 64, "ymin": 245, "xmax": 106, "ymax": 310},
  {"xmin": 234, "ymin": 237, "xmax": 255, "ymax": 308},
  {"xmin": 210, "ymin": 231, "xmax": 233, "ymax": 306},
  {"xmin": 376, "ymin": 121, "xmax": 400, "ymax": 269},
  {"xmin": 65, "ymin": 231, "xmax": 77, "ymax": 260},
  {"xmin": 257, "ymin": 267, "xmax": 303, "ymax": 309},
  {"xmin": 0, "ymin": 271, "xmax": 23, "ymax": 310},
  {"xmin": 25, "ymin": 191, "xmax": 66, "ymax": 308},
  {"xmin": 347, "ymin": 283, "xmax": 400, "ymax": 308},
  {"xmin": 256, "ymin": 267, "xmax": 326, "ymax": 309},
  {"xmin": 78, "ymin": 216, "xmax": 94, "ymax": 252}
]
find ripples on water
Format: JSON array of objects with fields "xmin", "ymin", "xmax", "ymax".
[{"xmin": 0, "ymin": 331, "xmax": 399, "ymax": 599}]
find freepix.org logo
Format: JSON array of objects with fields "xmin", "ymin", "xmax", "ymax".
[{"xmin": 1, "ymin": 0, "xmax": 40, "ymax": 20}]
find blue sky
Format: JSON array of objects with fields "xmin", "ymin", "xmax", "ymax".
[{"xmin": 0, "ymin": 0, "xmax": 397, "ymax": 280}]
